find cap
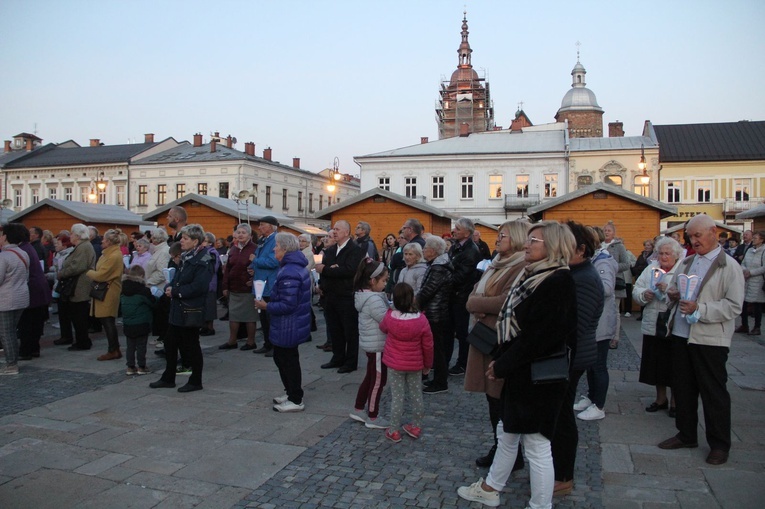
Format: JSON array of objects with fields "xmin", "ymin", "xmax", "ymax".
[{"xmin": 259, "ymin": 216, "xmax": 279, "ymax": 227}]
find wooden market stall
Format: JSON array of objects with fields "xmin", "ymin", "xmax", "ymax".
[{"xmin": 8, "ymin": 199, "xmax": 154, "ymax": 235}]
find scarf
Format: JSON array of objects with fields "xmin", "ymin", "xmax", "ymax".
[
  {"xmin": 496, "ymin": 258, "xmax": 569, "ymax": 344},
  {"xmin": 474, "ymin": 251, "xmax": 525, "ymax": 297}
]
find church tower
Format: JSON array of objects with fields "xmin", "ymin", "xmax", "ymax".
[
  {"xmin": 435, "ymin": 13, "xmax": 494, "ymax": 139},
  {"xmin": 555, "ymin": 53, "xmax": 604, "ymax": 138}
]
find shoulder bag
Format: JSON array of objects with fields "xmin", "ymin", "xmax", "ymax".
[
  {"xmin": 466, "ymin": 321, "xmax": 498, "ymax": 356},
  {"xmin": 56, "ymin": 276, "xmax": 79, "ymax": 298},
  {"xmin": 530, "ymin": 346, "xmax": 570, "ymax": 384},
  {"xmin": 89, "ymin": 281, "xmax": 109, "ymax": 301}
]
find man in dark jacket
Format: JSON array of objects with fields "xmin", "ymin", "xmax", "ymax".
[
  {"xmin": 316, "ymin": 220, "xmax": 365, "ymax": 373},
  {"xmin": 354, "ymin": 221, "xmax": 379, "ymax": 260},
  {"xmin": 472, "ymin": 230, "xmax": 492, "ymax": 260},
  {"xmin": 447, "ymin": 218, "xmax": 482, "ymax": 376},
  {"xmin": 29, "ymin": 226, "xmax": 47, "ymax": 271},
  {"xmin": 402, "ymin": 218, "xmax": 426, "ymax": 247},
  {"xmin": 734, "ymin": 229, "xmax": 752, "ymax": 264}
]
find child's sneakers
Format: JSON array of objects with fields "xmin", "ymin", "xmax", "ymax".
[
  {"xmin": 402, "ymin": 423, "xmax": 421, "ymax": 439},
  {"xmin": 365, "ymin": 416, "xmax": 390, "ymax": 429},
  {"xmin": 385, "ymin": 429, "xmax": 402, "ymax": 443},
  {"xmin": 126, "ymin": 367, "xmax": 137, "ymax": 376},
  {"xmin": 349, "ymin": 408, "xmax": 366, "ymax": 423},
  {"xmin": 136, "ymin": 367, "xmax": 151, "ymax": 375}
]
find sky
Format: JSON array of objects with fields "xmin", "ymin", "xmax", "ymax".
[{"xmin": 1, "ymin": 0, "xmax": 763, "ymax": 177}]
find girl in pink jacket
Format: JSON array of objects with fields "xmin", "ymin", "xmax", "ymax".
[{"xmin": 380, "ymin": 283, "xmax": 434, "ymax": 442}]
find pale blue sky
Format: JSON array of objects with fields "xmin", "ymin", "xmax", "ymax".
[{"xmin": 1, "ymin": 0, "xmax": 763, "ymax": 175}]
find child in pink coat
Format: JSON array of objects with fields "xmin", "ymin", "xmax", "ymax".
[{"xmin": 380, "ymin": 283, "xmax": 434, "ymax": 442}]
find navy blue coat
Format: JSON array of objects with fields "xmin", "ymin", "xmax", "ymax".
[
  {"xmin": 168, "ymin": 247, "xmax": 214, "ymax": 328},
  {"xmin": 268, "ymin": 250, "xmax": 312, "ymax": 348}
]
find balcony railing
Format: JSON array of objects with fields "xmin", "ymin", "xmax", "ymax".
[
  {"xmin": 504, "ymin": 193, "xmax": 541, "ymax": 211},
  {"xmin": 724, "ymin": 198, "xmax": 759, "ymax": 214}
]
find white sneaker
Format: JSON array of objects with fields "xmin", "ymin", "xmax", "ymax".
[
  {"xmin": 577, "ymin": 404, "xmax": 605, "ymax": 421},
  {"xmin": 349, "ymin": 408, "xmax": 366, "ymax": 423},
  {"xmin": 365, "ymin": 416, "xmax": 390, "ymax": 429},
  {"xmin": 273, "ymin": 394, "xmax": 289, "ymax": 404},
  {"xmin": 573, "ymin": 395, "xmax": 592, "ymax": 411},
  {"xmin": 0, "ymin": 365, "xmax": 19, "ymax": 376},
  {"xmin": 624, "ymin": 312, "xmax": 631, "ymax": 317},
  {"xmin": 273, "ymin": 400, "xmax": 305, "ymax": 413},
  {"xmin": 457, "ymin": 478, "xmax": 500, "ymax": 507}
]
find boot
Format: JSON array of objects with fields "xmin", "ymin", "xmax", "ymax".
[
  {"xmin": 475, "ymin": 445, "xmax": 496, "ymax": 467},
  {"xmin": 749, "ymin": 327, "xmax": 761, "ymax": 335},
  {"xmin": 97, "ymin": 349, "xmax": 122, "ymax": 361},
  {"xmin": 735, "ymin": 324, "xmax": 749, "ymax": 333}
]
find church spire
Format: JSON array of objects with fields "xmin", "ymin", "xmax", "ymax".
[{"xmin": 457, "ymin": 11, "xmax": 472, "ymax": 68}]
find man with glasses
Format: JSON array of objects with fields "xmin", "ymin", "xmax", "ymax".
[{"xmin": 401, "ymin": 219, "xmax": 426, "ymax": 248}]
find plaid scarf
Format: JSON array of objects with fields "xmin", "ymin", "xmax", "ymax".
[{"xmin": 496, "ymin": 259, "xmax": 568, "ymax": 344}]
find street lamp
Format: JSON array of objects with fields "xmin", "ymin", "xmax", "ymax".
[
  {"xmin": 327, "ymin": 157, "xmax": 341, "ymax": 193},
  {"xmin": 638, "ymin": 144, "xmax": 650, "ymax": 185}
]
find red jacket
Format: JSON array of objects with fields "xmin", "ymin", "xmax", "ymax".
[
  {"xmin": 380, "ymin": 310, "xmax": 434, "ymax": 372},
  {"xmin": 222, "ymin": 240, "xmax": 256, "ymax": 293}
]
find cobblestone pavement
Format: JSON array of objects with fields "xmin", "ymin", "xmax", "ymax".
[{"xmin": 233, "ymin": 330, "xmax": 639, "ymax": 509}]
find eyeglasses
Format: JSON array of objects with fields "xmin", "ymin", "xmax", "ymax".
[
  {"xmin": 526, "ymin": 236, "xmax": 544, "ymax": 244},
  {"xmin": 497, "ymin": 233, "xmax": 509, "ymax": 240}
]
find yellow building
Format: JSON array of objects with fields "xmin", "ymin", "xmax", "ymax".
[{"xmin": 648, "ymin": 120, "xmax": 765, "ymax": 230}]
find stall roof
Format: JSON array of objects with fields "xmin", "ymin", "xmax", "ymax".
[
  {"xmin": 142, "ymin": 193, "xmax": 293, "ymax": 224},
  {"xmin": 315, "ymin": 188, "xmax": 456, "ymax": 220},
  {"xmin": 9, "ymin": 199, "xmax": 154, "ymax": 226}
]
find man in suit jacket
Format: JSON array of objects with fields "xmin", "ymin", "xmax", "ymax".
[
  {"xmin": 733, "ymin": 229, "xmax": 752, "ymax": 264},
  {"xmin": 315, "ymin": 220, "xmax": 365, "ymax": 373}
]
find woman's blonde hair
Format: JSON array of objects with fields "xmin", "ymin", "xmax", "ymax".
[
  {"xmin": 499, "ymin": 220, "xmax": 531, "ymax": 253},
  {"xmin": 103, "ymin": 229, "xmax": 122, "ymax": 246},
  {"xmin": 528, "ymin": 221, "xmax": 576, "ymax": 265}
]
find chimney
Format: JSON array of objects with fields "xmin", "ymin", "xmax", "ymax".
[
  {"xmin": 263, "ymin": 147, "xmax": 272, "ymax": 161},
  {"xmin": 608, "ymin": 121, "xmax": 624, "ymax": 137},
  {"xmin": 193, "ymin": 133, "xmax": 203, "ymax": 147},
  {"xmin": 244, "ymin": 142, "xmax": 255, "ymax": 156},
  {"xmin": 25, "ymin": 139, "xmax": 33, "ymax": 151},
  {"xmin": 420, "ymin": 137, "xmax": 429, "ymax": 144},
  {"xmin": 459, "ymin": 123, "xmax": 470, "ymax": 137},
  {"xmin": 144, "ymin": 133, "xmax": 154, "ymax": 143},
  {"xmin": 226, "ymin": 135, "xmax": 232, "ymax": 148},
  {"xmin": 90, "ymin": 139, "xmax": 100, "ymax": 147},
  {"xmin": 210, "ymin": 140, "xmax": 217, "ymax": 153},
  {"xmin": 214, "ymin": 131, "xmax": 220, "ymax": 139},
  {"xmin": 4, "ymin": 140, "xmax": 10, "ymax": 153},
  {"xmin": 292, "ymin": 157, "xmax": 300, "ymax": 169}
]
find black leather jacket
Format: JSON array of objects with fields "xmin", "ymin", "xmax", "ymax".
[
  {"xmin": 417, "ymin": 253, "xmax": 453, "ymax": 323},
  {"xmin": 450, "ymin": 238, "xmax": 482, "ymax": 298}
]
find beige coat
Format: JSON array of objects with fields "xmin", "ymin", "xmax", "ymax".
[
  {"xmin": 464, "ymin": 253, "xmax": 526, "ymax": 399},
  {"xmin": 86, "ymin": 244, "xmax": 123, "ymax": 318}
]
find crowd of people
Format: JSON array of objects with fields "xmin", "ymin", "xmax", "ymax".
[{"xmin": 0, "ymin": 211, "xmax": 747, "ymax": 508}]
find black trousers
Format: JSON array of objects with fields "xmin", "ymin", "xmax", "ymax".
[
  {"xmin": 430, "ymin": 319, "xmax": 452, "ymax": 388},
  {"xmin": 448, "ymin": 296, "xmax": 470, "ymax": 369},
  {"xmin": 325, "ymin": 295, "xmax": 359, "ymax": 369},
  {"xmin": 18, "ymin": 305, "xmax": 49, "ymax": 356},
  {"xmin": 273, "ymin": 345, "xmax": 303, "ymax": 404},
  {"xmin": 670, "ymin": 335, "xmax": 731, "ymax": 451},
  {"xmin": 161, "ymin": 324, "xmax": 204, "ymax": 386},
  {"xmin": 259, "ymin": 296, "xmax": 271, "ymax": 345},
  {"xmin": 552, "ymin": 369, "xmax": 585, "ymax": 482},
  {"xmin": 100, "ymin": 316, "xmax": 120, "ymax": 352},
  {"xmin": 65, "ymin": 300, "xmax": 92, "ymax": 348}
]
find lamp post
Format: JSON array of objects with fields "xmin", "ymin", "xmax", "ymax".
[
  {"xmin": 637, "ymin": 144, "xmax": 650, "ymax": 197},
  {"xmin": 326, "ymin": 157, "xmax": 341, "ymax": 202},
  {"xmin": 89, "ymin": 171, "xmax": 107, "ymax": 203}
]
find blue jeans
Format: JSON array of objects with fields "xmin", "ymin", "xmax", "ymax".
[{"xmin": 586, "ymin": 341, "xmax": 610, "ymax": 409}]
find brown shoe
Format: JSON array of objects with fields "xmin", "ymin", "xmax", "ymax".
[
  {"xmin": 706, "ymin": 449, "xmax": 729, "ymax": 465},
  {"xmin": 658, "ymin": 436, "xmax": 698, "ymax": 450},
  {"xmin": 97, "ymin": 350, "xmax": 122, "ymax": 361},
  {"xmin": 748, "ymin": 328, "xmax": 761, "ymax": 335},
  {"xmin": 735, "ymin": 325, "xmax": 749, "ymax": 333},
  {"xmin": 553, "ymin": 480, "xmax": 573, "ymax": 497}
]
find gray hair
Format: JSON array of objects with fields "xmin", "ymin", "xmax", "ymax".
[
  {"xmin": 404, "ymin": 218, "xmax": 423, "ymax": 235},
  {"xmin": 402, "ymin": 242, "xmax": 423, "ymax": 261},
  {"xmin": 70, "ymin": 223, "xmax": 90, "ymax": 241},
  {"xmin": 88, "ymin": 225, "xmax": 99, "ymax": 239},
  {"xmin": 298, "ymin": 233, "xmax": 312, "ymax": 243},
  {"xmin": 275, "ymin": 232, "xmax": 299, "ymax": 253},
  {"xmin": 135, "ymin": 238, "xmax": 150, "ymax": 250},
  {"xmin": 180, "ymin": 224, "xmax": 205, "ymax": 243},
  {"xmin": 424, "ymin": 235, "xmax": 447, "ymax": 256},
  {"xmin": 151, "ymin": 228, "xmax": 169, "ymax": 244},
  {"xmin": 204, "ymin": 232, "xmax": 216, "ymax": 244},
  {"xmin": 455, "ymin": 217, "xmax": 475, "ymax": 235},
  {"xmin": 236, "ymin": 223, "xmax": 252, "ymax": 236},
  {"xmin": 357, "ymin": 221, "xmax": 371, "ymax": 235},
  {"xmin": 654, "ymin": 236, "xmax": 684, "ymax": 260}
]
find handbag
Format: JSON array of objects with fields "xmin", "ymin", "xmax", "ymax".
[
  {"xmin": 614, "ymin": 277, "xmax": 626, "ymax": 291},
  {"xmin": 466, "ymin": 321, "xmax": 498, "ymax": 355},
  {"xmin": 89, "ymin": 281, "xmax": 109, "ymax": 301},
  {"xmin": 655, "ymin": 308, "xmax": 672, "ymax": 338},
  {"xmin": 56, "ymin": 276, "xmax": 79, "ymax": 298},
  {"xmin": 181, "ymin": 303, "xmax": 205, "ymax": 328},
  {"xmin": 530, "ymin": 346, "xmax": 570, "ymax": 384}
]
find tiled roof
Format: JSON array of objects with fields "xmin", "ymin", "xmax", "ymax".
[
  {"xmin": 653, "ymin": 121, "xmax": 765, "ymax": 162},
  {"xmin": 142, "ymin": 193, "xmax": 294, "ymax": 225},
  {"xmin": 8, "ymin": 199, "xmax": 154, "ymax": 226},
  {"xmin": 0, "ymin": 144, "xmax": 57, "ymax": 168},
  {"xmin": 4, "ymin": 142, "xmax": 158, "ymax": 168},
  {"xmin": 571, "ymin": 136, "xmax": 656, "ymax": 151},
  {"xmin": 316, "ymin": 188, "xmax": 456, "ymax": 220}
]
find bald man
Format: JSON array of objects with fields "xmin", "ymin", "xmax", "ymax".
[{"xmin": 659, "ymin": 214, "xmax": 744, "ymax": 466}]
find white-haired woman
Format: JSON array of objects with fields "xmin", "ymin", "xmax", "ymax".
[
  {"xmin": 86, "ymin": 229, "xmax": 125, "ymax": 361},
  {"xmin": 55, "ymin": 223, "xmax": 97, "ymax": 351},
  {"xmin": 129, "ymin": 238, "xmax": 152, "ymax": 270},
  {"xmin": 603, "ymin": 220, "xmax": 630, "ymax": 349},
  {"xmin": 633, "ymin": 236, "xmax": 684, "ymax": 417},
  {"xmin": 459, "ymin": 221, "xmax": 578, "ymax": 509},
  {"xmin": 397, "ymin": 242, "xmax": 427, "ymax": 293}
]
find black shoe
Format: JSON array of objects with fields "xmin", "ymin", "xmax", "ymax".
[
  {"xmin": 240, "ymin": 343, "xmax": 256, "ymax": 351},
  {"xmin": 177, "ymin": 383, "xmax": 203, "ymax": 393},
  {"xmin": 475, "ymin": 445, "xmax": 497, "ymax": 467},
  {"xmin": 154, "ymin": 349, "xmax": 165, "ymax": 356},
  {"xmin": 199, "ymin": 328, "xmax": 215, "ymax": 336},
  {"xmin": 321, "ymin": 362, "xmax": 341, "ymax": 369},
  {"xmin": 219, "ymin": 342, "xmax": 238, "ymax": 350},
  {"xmin": 423, "ymin": 380, "xmax": 434, "ymax": 387},
  {"xmin": 668, "ymin": 407, "xmax": 676, "ymax": 418},
  {"xmin": 337, "ymin": 366, "xmax": 356, "ymax": 374},
  {"xmin": 18, "ymin": 355, "xmax": 33, "ymax": 361},
  {"xmin": 264, "ymin": 350, "xmax": 274, "ymax": 358},
  {"xmin": 423, "ymin": 385, "xmax": 448, "ymax": 395},
  {"xmin": 646, "ymin": 401, "xmax": 669, "ymax": 412},
  {"xmin": 316, "ymin": 342, "xmax": 330, "ymax": 349},
  {"xmin": 54, "ymin": 337, "xmax": 73, "ymax": 346},
  {"xmin": 220, "ymin": 313, "xmax": 229, "ymax": 321},
  {"xmin": 149, "ymin": 380, "xmax": 176, "ymax": 389},
  {"xmin": 448, "ymin": 365, "xmax": 465, "ymax": 376},
  {"xmin": 68, "ymin": 344, "xmax": 91, "ymax": 351},
  {"xmin": 253, "ymin": 345, "xmax": 272, "ymax": 354}
]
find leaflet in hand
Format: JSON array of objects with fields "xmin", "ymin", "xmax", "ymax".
[
  {"xmin": 162, "ymin": 267, "xmax": 176, "ymax": 283},
  {"xmin": 650, "ymin": 268, "xmax": 666, "ymax": 291},
  {"xmin": 253, "ymin": 279, "xmax": 266, "ymax": 300}
]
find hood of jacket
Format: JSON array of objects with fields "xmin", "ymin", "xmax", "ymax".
[{"xmin": 281, "ymin": 249, "xmax": 308, "ymax": 268}]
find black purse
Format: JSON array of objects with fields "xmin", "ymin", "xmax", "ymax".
[
  {"xmin": 181, "ymin": 303, "xmax": 205, "ymax": 328},
  {"xmin": 530, "ymin": 346, "xmax": 570, "ymax": 384},
  {"xmin": 466, "ymin": 321, "xmax": 498, "ymax": 355},
  {"xmin": 56, "ymin": 276, "xmax": 79, "ymax": 298},
  {"xmin": 89, "ymin": 281, "xmax": 109, "ymax": 301}
]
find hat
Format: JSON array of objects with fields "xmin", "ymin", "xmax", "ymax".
[{"xmin": 259, "ymin": 215, "xmax": 279, "ymax": 227}]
